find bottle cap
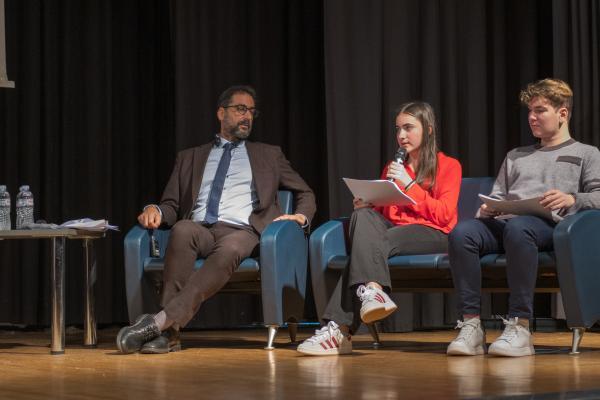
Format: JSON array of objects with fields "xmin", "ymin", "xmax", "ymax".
[
  {"xmin": 0, "ymin": 185, "xmax": 5, "ymax": 192},
  {"xmin": 19, "ymin": 185, "xmax": 30, "ymax": 191}
]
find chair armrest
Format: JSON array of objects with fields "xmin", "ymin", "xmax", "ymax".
[
  {"xmin": 124, "ymin": 225, "xmax": 152, "ymax": 323},
  {"xmin": 309, "ymin": 218, "xmax": 349, "ymax": 320},
  {"xmin": 259, "ymin": 220, "xmax": 308, "ymax": 325},
  {"xmin": 309, "ymin": 218, "xmax": 349, "ymax": 267},
  {"xmin": 554, "ymin": 209, "xmax": 600, "ymax": 328}
]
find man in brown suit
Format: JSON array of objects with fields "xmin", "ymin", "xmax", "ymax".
[{"xmin": 117, "ymin": 85, "xmax": 316, "ymax": 354}]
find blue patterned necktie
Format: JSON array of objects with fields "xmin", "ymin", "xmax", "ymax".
[{"xmin": 204, "ymin": 142, "xmax": 235, "ymax": 224}]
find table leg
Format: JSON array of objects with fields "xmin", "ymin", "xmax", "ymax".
[
  {"xmin": 51, "ymin": 237, "xmax": 65, "ymax": 355},
  {"xmin": 83, "ymin": 239, "xmax": 97, "ymax": 347}
]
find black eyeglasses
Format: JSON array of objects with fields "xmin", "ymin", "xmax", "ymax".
[{"xmin": 223, "ymin": 104, "xmax": 260, "ymax": 118}]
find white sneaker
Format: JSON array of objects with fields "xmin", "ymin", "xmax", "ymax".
[
  {"xmin": 357, "ymin": 284, "xmax": 398, "ymax": 324},
  {"xmin": 447, "ymin": 318, "xmax": 486, "ymax": 356},
  {"xmin": 488, "ymin": 317, "xmax": 535, "ymax": 357},
  {"xmin": 297, "ymin": 321, "xmax": 352, "ymax": 356}
]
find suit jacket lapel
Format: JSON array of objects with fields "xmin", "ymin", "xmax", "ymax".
[
  {"xmin": 247, "ymin": 141, "xmax": 266, "ymax": 208},
  {"xmin": 191, "ymin": 144, "xmax": 212, "ymax": 207}
]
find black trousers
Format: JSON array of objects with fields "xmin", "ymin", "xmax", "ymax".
[{"xmin": 322, "ymin": 208, "xmax": 448, "ymax": 333}]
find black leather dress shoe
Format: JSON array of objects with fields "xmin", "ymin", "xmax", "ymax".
[
  {"xmin": 140, "ymin": 326, "xmax": 181, "ymax": 354},
  {"xmin": 116, "ymin": 314, "xmax": 161, "ymax": 354}
]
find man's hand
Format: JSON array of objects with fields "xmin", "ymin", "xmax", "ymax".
[
  {"xmin": 386, "ymin": 161, "xmax": 413, "ymax": 187},
  {"xmin": 539, "ymin": 189, "xmax": 576, "ymax": 211},
  {"xmin": 273, "ymin": 213, "xmax": 307, "ymax": 226},
  {"xmin": 352, "ymin": 197, "xmax": 372, "ymax": 210},
  {"xmin": 478, "ymin": 203, "xmax": 500, "ymax": 218},
  {"xmin": 138, "ymin": 205, "xmax": 162, "ymax": 229}
]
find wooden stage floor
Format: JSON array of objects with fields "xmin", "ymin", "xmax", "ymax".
[{"xmin": 1, "ymin": 327, "xmax": 600, "ymax": 399}]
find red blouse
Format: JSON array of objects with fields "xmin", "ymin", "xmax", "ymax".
[{"xmin": 375, "ymin": 152, "xmax": 462, "ymax": 234}]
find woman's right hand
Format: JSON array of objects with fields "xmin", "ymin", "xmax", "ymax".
[{"xmin": 353, "ymin": 197, "xmax": 372, "ymax": 210}]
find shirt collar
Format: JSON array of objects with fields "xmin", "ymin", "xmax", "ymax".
[{"xmin": 214, "ymin": 134, "xmax": 244, "ymax": 149}]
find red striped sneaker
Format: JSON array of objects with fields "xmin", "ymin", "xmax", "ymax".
[
  {"xmin": 357, "ymin": 284, "xmax": 398, "ymax": 324},
  {"xmin": 297, "ymin": 321, "xmax": 352, "ymax": 356}
]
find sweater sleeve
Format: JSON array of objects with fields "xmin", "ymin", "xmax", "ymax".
[
  {"xmin": 570, "ymin": 146, "xmax": 600, "ymax": 212},
  {"xmin": 403, "ymin": 156, "xmax": 462, "ymax": 227}
]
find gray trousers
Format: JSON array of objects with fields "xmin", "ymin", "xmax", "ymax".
[{"xmin": 322, "ymin": 208, "xmax": 448, "ymax": 333}]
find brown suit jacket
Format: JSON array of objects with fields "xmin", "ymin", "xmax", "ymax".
[{"xmin": 158, "ymin": 141, "xmax": 316, "ymax": 233}]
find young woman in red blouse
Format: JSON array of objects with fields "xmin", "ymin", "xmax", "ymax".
[{"xmin": 298, "ymin": 101, "xmax": 462, "ymax": 356}]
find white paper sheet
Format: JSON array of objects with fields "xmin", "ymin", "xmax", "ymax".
[
  {"xmin": 478, "ymin": 194, "xmax": 553, "ymax": 220},
  {"xmin": 343, "ymin": 178, "xmax": 417, "ymax": 207}
]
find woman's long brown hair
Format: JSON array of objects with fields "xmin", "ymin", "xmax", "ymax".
[{"xmin": 395, "ymin": 101, "xmax": 439, "ymax": 189}]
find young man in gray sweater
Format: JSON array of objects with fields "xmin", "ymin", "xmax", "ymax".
[{"xmin": 446, "ymin": 79, "xmax": 600, "ymax": 357}]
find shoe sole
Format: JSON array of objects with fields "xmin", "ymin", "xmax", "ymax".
[
  {"xmin": 488, "ymin": 346, "xmax": 535, "ymax": 357},
  {"xmin": 297, "ymin": 347, "xmax": 352, "ymax": 356},
  {"xmin": 447, "ymin": 344, "xmax": 486, "ymax": 356},
  {"xmin": 361, "ymin": 305, "xmax": 398, "ymax": 324},
  {"xmin": 140, "ymin": 343, "xmax": 182, "ymax": 354}
]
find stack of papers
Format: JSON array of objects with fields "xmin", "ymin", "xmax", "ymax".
[{"xmin": 60, "ymin": 218, "xmax": 119, "ymax": 231}]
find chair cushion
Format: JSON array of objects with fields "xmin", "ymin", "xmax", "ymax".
[
  {"xmin": 479, "ymin": 251, "xmax": 556, "ymax": 269},
  {"xmin": 327, "ymin": 251, "xmax": 556, "ymax": 271},
  {"xmin": 327, "ymin": 256, "xmax": 350, "ymax": 271},
  {"xmin": 144, "ymin": 257, "xmax": 260, "ymax": 273},
  {"xmin": 328, "ymin": 254, "xmax": 448, "ymax": 270}
]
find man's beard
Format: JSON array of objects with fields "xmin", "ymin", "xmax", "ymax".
[{"xmin": 228, "ymin": 121, "xmax": 252, "ymax": 140}]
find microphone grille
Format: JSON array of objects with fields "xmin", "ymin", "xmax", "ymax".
[{"xmin": 395, "ymin": 147, "xmax": 408, "ymax": 163}]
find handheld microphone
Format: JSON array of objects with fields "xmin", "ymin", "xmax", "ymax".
[
  {"xmin": 388, "ymin": 147, "xmax": 408, "ymax": 181},
  {"xmin": 394, "ymin": 147, "xmax": 408, "ymax": 165}
]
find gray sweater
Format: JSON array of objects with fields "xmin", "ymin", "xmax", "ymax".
[{"xmin": 489, "ymin": 138, "xmax": 600, "ymax": 221}]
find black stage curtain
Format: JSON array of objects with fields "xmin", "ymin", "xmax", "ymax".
[
  {"xmin": 0, "ymin": 0, "xmax": 598, "ymax": 327},
  {"xmin": 169, "ymin": 0, "xmax": 327, "ymax": 222},
  {"xmin": 0, "ymin": 0, "xmax": 172, "ymax": 326},
  {"xmin": 553, "ymin": 0, "xmax": 600, "ymax": 147}
]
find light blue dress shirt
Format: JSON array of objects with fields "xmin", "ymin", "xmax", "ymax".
[{"xmin": 191, "ymin": 139, "xmax": 257, "ymax": 226}]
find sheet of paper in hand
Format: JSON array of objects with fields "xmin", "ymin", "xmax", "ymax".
[
  {"xmin": 343, "ymin": 178, "xmax": 417, "ymax": 207},
  {"xmin": 478, "ymin": 194, "xmax": 552, "ymax": 220}
]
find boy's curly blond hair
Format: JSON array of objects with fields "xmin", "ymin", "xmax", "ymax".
[{"xmin": 519, "ymin": 78, "xmax": 573, "ymax": 119}]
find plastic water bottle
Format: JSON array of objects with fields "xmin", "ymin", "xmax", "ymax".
[
  {"xmin": 15, "ymin": 185, "xmax": 34, "ymax": 229},
  {"xmin": 0, "ymin": 185, "xmax": 10, "ymax": 230}
]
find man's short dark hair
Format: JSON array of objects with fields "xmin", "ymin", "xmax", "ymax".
[{"xmin": 217, "ymin": 85, "xmax": 258, "ymax": 108}]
